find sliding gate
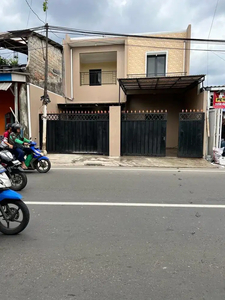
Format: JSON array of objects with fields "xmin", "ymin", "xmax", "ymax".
[
  {"xmin": 121, "ymin": 112, "xmax": 167, "ymax": 156},
  {"xmin": 40, "ymin": 113, "xmax": 109, "ymax": 154}
]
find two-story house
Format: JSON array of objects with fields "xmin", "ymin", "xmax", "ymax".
[
  {"xmin": 1, "ymin": 26, "xmax": 207, "ymax": 158},
  {"xmin": 51, "ymin": 24, "xmax": 207, "ymax": 157}
]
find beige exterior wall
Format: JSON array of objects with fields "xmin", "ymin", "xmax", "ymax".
[
  {"xmin": 63, "ymin": 35, "xmax": 72, "ymax": 100},
  {"xmin": 63, "ymin": 44, "xmax": 126, "ymax": 104},
  {"xmin": 29, "ymin": 84, "xmax": 64, "ymax": 144},
  {"xmin": 80, "ymin": 62, "xmax": 117, "ymax": 72},
  {"xmin": 63, "ymin": 26, "xmax": 191, "ymax": 105},
  {"xmin": 127, "ymin": 30, "xmax": 188, "ymax": 76},
  {"xmin": 109, "ymin": 106, "xmax": 121, "ymax": 156},
  {"xmin": 184, "ymin": 86, "xmax": 205, "ymax": 111}
]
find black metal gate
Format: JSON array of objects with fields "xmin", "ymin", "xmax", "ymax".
[
  {"xmin": 178, "ymin": 112, "xmax": 204, "ymax": 158},
  {"xmin": 39, "ymin": 113, "xmax": 109, "ymax": 155},
  {"xmin": 121, "ymin": 112, "xmax": 167, "ymax": 156}
]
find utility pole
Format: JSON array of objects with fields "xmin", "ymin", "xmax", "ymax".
[{"xmin": 41, "ymin": 22, "xmax": 50, "ymax": 153}]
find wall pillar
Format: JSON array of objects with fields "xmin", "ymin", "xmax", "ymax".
[
  {"xmin": 109, "ymin": 106, "xmax": 121, "ymax": 157},
  {"xmin": 19, "ymin": 84, "xmax": 29, "ymax": 137}
]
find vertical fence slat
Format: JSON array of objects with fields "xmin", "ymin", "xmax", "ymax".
[
  {"xmin": 121, "ymin": 113, "xmax": 167, "ymax": 156},
  {"xmin": 39, "ymin": 113, "xmax": 109, "ymax": 155}
]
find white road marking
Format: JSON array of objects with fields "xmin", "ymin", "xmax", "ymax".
[
  {"xmin": 25, "ymin": 201, "xmax": 225, "ymax": 208},
  {"xmin": 51, "ymin": 167, "xmax": 223, "ymax": 173}
]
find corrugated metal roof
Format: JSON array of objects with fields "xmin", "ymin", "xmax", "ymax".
[
  {"xmin": 118, "ymin": 75, "xmax": 205, "ymax": 95},
  {"xmin": 0, "ymin": 82, "xmax": 12, "ymax": 91},
  {"xmin": 204, "ymin": 85, "xmax": 225, "ymax": 91}
]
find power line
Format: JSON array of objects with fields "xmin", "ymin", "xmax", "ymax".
[
  {"xmin": 1, "ymin": 39, "xmax": 225, "ymax": 55},
  {"xmin": 49, "ymin": 25, "xmax": 225, "ymax": 44},
  {"xmin": 49, "ymin": 31, "xmax": 62, "ymax": 40},
  {"xmin": 26, "ymin": 0, "xmax": 32, "ymax": 28},
  {"xmin": 24, "ymin": 0, "xmax": 45, "ymax": 24},
  {"xmin": 212, "ymin": 51, "xmax": 225, "ymax": 62},
  {"xmin": 207, "ymin": 0, "xmax": 220, "ymax": 85},
  {"xmin": 208, "ymin": 0, "xmax": 220, "ymax": 39}
]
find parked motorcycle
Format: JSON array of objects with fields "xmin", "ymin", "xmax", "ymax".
[
  {"xmin": 24, "ymin": 141, "xmax": 51, "ymax": 173},
  {"xmin": 0, "ymin": 149, "xmax": 27, "ymax": 191},
  {"xmin": 0, "ymin": 165, "xmax": 30, "ymax": 235}
]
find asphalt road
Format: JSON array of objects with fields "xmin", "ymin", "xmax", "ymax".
[{"xmin": 1, "ymin": 168, "xmax": 225, "ymax": 300}]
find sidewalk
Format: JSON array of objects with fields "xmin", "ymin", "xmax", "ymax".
[{"xmin": 47, "ymin": 154, "xmax": 213, "ymax": 168}]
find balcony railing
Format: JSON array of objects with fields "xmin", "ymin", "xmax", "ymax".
[
  {"xmin": 127, "ymin": 72, "xmax": 187, "ymax": 78},
  {"xmin": 80, "ymin": 71, "xmax": 117, "ymax": 86}
]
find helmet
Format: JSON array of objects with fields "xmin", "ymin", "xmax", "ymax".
[
  {"xmin": 5, "ymin": 123, "xmax": 12, "ymax": 130},
  {"xmin": 12, "ymin": 123, "xmax": 22, "ymax": 133}
]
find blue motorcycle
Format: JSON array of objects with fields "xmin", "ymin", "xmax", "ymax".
[
  {"xmin": 24, "ymin": 141, "xmax": 51, "ymax": 173},
  {"xmin": 0, "ymin": 165, "xmax": 29, "ymax": 235}
]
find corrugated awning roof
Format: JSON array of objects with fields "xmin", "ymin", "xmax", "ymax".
[
  {"xmin": 0, "ymin": 82, "xmax": 12, "ymax": 91},
  {"xmin": 118, "ymin": 75, "xmax": 205, "ymax": 95},
  {"xmin": 204, "ymin": 85, "xmax": 225, "ymax": 91},
  {"xmin": 0, "ymin": 29, "xmax": 63, "ymax": 55}
]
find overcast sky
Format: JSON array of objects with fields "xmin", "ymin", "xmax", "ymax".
[{"xmin": 1, "ymin": 0, "xmax": 225, "ymax": 86}]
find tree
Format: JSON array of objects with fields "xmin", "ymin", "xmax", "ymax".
[{"xmin": 43, "ymin": 0, "xmax": 48, "ymax": 12}]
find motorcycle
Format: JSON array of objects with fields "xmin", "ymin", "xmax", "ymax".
[
  {"xmin": 24, "ymin": 141, "xmax": 51, "ymax": 173},
  {"xmin": 0, "ymin": 165, "xmax": 30, "ymax": 235},
  {"xmin": 0, "ymin": 148, "xmax": 28, "ymax": 191}
]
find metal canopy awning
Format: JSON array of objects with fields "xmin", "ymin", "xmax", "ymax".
[
  {"xmin": 118, "ymin": 75, "xmax": 205, "ymax": 95},
  {"xmin": 0, "ymin": 82, "xmax": 12, "ymax": 91}
]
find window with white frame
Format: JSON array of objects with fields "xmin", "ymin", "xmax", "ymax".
[{"xmin": 147, "ymin": 54, "xmax": 166, "ymax": 77}]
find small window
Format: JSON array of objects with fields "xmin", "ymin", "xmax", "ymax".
[
  {"xmin": 147, "ymin": 54, "xmax": 166, "ymax": 77},
  {"xmin": 89, "ymin": 69, "xmax": 101, "ymax": 86}
]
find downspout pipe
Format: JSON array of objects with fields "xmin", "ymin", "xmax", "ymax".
[
  {"xmin": 70, "ymin": 48, "xmax": 73, "ymax": 99},
  {"xmin": 27, "ymin": 83, "xmax": 32, "ymax": 139}
]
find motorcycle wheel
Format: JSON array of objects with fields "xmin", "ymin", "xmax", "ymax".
[
  {"xmin": 10, "ymin": 170, "xmax": 28, "ymax": 191},
  {"xmin": 36, "ymin": 159, "xmax": 51, "ymax": 173},
  {"xmin": 0, "ymin": 200, "xmax": 30, "ymax": 235}
]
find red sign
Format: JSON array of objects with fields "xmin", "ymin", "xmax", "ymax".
[{"xmin": 213, "ymin": 92, "xmax": 225, "ymax": 109}]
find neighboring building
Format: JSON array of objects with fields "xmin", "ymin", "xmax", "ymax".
[
  {"xmin": 203, "ymin": 85, "xmax": 225, "ymax": 157},
  {"xmin": 0, "ymin": 29, "xmax": 64, "ymax": 139}
]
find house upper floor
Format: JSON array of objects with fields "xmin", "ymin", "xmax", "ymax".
[{"xmin": 63, "ymin": 25, "xmax": 191, "ymax": 103}]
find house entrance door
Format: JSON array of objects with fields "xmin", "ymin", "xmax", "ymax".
[
  {"xmin": 178, "ymin": 111, "xmax": 205, "ymax": 158},
  {"xmin": 121, "ymin": 112, "xmax": 167, "ymax": 156}
]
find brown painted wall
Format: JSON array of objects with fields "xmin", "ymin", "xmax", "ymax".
[{"xmin": 125, "ymin": 94, "xmax": 183, "ymax": 148}]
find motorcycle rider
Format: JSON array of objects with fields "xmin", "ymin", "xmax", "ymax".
[
  {"xmin": 0, "ymin": 123, "xmax": 13, "ymax": 150},
  {"xmin": 9, "ymin": 123, "xmax": 31, "ymax": 170}
]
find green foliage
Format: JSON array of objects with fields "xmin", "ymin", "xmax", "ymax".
[
  {"xmin": 0, "ymin": 56, "xmax": 19, "ymax": 66},
  {"xmin": 8, "ymin": 57, "xmax": 19, "ymax": 66},
  {"xmin": 0, "ymin": 56, "xmax": 8, "ymax": 65},
  {"xmin": 43, "ymin": 0, "xmax": 48, "ymax": 12}
]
